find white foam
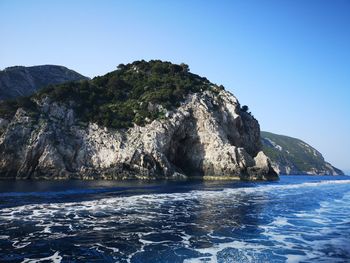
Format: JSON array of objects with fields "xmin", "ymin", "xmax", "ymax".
[
  {"xmin": 21, "ymin": 251, "xmax": 62, "ymax": 263},
  {"xmin": 43, "ymin": 226, "xmax": 51, "ymax": 233},
  {"xmin": 94, "ymin": 243, "xmax": 119, "ymax": 253},
  {"xmin": 286, "ymin": 254, "xmax": 308, "ymax": 263},
  {"xmin": 261, "ymin": 190, "xmax": 350, "ymax": 262},
  {"xmin": 223, "ymin": 179, "xmax": 350, "ymax": 196},
  {"xmin": 1, "ymin": 179, "xmax": 350, "ymax": 224},
  {"xmin": 184, "ymin": 239, "xmax": 268, "ymax": 263},
  {"xmin": 93, "ymin": 226, "xmax": 111, "ymax": 231},
  {"xmin": 271, "ymin": 216, "xmax": 294, "ymax": 227},
  {"xmin": 12, "ymin": 240, "xmax": 31, "ymax": 249}
]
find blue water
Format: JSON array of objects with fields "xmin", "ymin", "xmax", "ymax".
[{"xmin": 0, "ymin": 176, "xmax": 349, "ymax": 262}]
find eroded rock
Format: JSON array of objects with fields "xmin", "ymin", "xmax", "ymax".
[{"xmin": 0, "ymin": 90, "xmax": 278, "ymax": 180}]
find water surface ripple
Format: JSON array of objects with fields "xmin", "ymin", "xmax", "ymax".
[{"xmin": 0, "ymin": 176, "xmax": 349, "ymax": 262}]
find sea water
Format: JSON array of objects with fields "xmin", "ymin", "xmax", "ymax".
[{"xmin": 0, "ymin": 175, "xmax": 349, "ymax": 262}]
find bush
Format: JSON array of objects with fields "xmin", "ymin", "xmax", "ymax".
[{"xmin": 241, "ymin": 105, "xmax": 249, "ymax": 112}]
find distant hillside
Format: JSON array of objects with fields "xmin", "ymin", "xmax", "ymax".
[
  {"xmin": 261, "ymin": 131, "xmax": 344, "ymax": 175},
  {"xmin": 0, "ymin": 65, "xmax": 88, "ymax": 101}
]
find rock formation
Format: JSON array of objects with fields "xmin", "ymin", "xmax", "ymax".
[{"xmin": 0, "ymin": 61, "xmax": 278, "ymax": 180}]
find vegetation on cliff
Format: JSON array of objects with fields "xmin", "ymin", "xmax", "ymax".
[{"xmin": 0, "ymin": 60, "xmax": 223, "ymax": 128}]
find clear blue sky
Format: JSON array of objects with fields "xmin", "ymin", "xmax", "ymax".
[{"xmin": 1, "ymin": 0, "xmax": 349, "ymax": 172}]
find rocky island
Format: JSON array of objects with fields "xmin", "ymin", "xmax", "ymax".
[{"xmin": 0, "ymin": 60, "xmax": 277, "ymax": 180}]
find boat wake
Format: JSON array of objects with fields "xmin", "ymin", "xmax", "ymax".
[{"xmin": 0, "ymin": 178, "xmax": 349, "ymax": 262}]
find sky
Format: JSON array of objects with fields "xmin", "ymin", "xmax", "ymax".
[{"xmin": 0, "ymin": 0, "xmax": 349, "ymax": 172}]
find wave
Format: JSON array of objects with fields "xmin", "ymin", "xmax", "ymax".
[
  {"xmin": 1, "ymin": 178, "xmax": 349, "ymax": 199},
  {"xmin": 223, "ymin": 179, "xmax": 350, "ymax": 194},
  {"xmin": 0, "ymin": 179, "xmax": 349, "ymax": 228},
  {"xmin": 22, "ymin": 251, "xmax": 62, "ymax": 263}
]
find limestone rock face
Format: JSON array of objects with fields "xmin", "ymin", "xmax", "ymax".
[{"xmin": 0, "ymin": 90, "xmax": 278, "ymax": 180}]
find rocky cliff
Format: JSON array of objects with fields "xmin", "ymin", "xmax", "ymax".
[
  {"xmin": 0, "ymin": 60, "xmax": 277, "ymax": 180},
  {"xmin": 261, "ymin": 131, "xmax": 344, "ymax": 175},
  {"xmin": 0, "ymin": 65, "xmax": 88, "ymax": 101}
]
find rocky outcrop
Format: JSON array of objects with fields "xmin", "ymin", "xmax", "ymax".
[
  {"xmin": 261, "ymin": 131, "xmax": 344, "ymax": 175},
  {"xmin": 0, "ymin": 89, "xmax": 278, "ymax": 180},
  {"xmin": 0, "ymin": 65, "xmax": 88, "ymax": 100}
]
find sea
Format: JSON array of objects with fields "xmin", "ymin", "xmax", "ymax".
[{"xmin": 0, "ymin": 175, "xmax": 349, "ymax": 263}]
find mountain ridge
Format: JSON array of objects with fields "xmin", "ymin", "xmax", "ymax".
[{"xmin": 0, "ymin": 65, "xmax": 88, "ymax": 101}]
